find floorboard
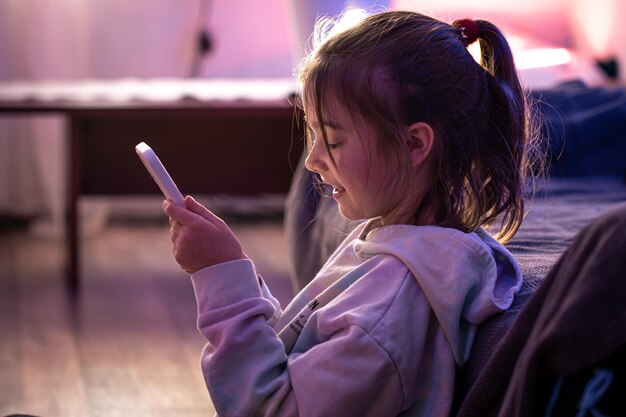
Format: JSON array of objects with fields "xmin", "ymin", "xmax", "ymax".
[{"xmin": 0, "ymin": 216, "xmax": 294, "ymax": 417}]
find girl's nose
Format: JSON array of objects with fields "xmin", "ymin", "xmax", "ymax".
[{"xmin": 304, "ymin": 136, "xmax": 326, "ymax": 174}]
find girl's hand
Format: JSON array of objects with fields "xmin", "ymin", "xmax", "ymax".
[{"xmin": 163, "ymin": 196, "xmax": 247, "ymax": 274}]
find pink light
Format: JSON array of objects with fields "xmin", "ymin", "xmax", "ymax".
[
  {"xmin": 571, "ymin": 0, "xmax": 616, "ymax": 57},
  {"xmin": 313, "ymin": 7, "xmax": 369, "ymax": 48},
  {"xmin": 515, "ymin": 48, "xmax": 572, "ymax": 70},
  {"xmin": 468, "ymin": 36, "xmax": 572, "ymax": 71}
]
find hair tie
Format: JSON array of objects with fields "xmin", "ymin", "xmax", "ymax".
[{"xmin": 453, "ymin": 18, "xmax": 479, "ymax": 46}]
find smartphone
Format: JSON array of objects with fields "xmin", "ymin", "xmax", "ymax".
[{"xmin": 135, "ymin": 142, "xmax": 185, "ymax": 206}]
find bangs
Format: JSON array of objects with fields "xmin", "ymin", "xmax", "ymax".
[{"xmin": 301, "ymin": 54, "xmax": 404, "ymax": 160}]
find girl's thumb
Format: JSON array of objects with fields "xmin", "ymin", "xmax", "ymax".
[
  {"xmin": 184, "ymin": 195, "xmax": 202, "ymax": 213},
  {"xmin": 184, "ymin": 195, "xmax": 219, "ymax": 223}
]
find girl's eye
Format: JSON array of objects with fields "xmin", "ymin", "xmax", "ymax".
[
  {"xmin": 306, "ymin": 124, "xmax": 342, "ymax": 150},
  {"xmin": 307, "ymin": 127, "xmax": 317, "ymax": 144}
]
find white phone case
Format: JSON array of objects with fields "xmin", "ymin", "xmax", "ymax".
[{"xmin": 135, "ymin": 142, "xmax": 185, "ymax": 206}]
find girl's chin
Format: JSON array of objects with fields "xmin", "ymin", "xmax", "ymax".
[
  {"xmin": 334, "ymin": 193, "xmax": 369, "ymax": 221},
  {"xmin": 337, "ymin": 205, "xmax": 361, "ymax": 221}
]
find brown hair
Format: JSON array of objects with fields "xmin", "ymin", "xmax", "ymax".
[{"xmin": 298, "ymin": 10, "xmax": 538, "ymax": 242}]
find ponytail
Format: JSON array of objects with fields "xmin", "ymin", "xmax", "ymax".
[
  {"xmin": 477, "ymin": 19, "xmax": 529, "ymax": 242},
  {"xmin": 446, "ymin": 17, "xmax": 530, "ymax": 242}
]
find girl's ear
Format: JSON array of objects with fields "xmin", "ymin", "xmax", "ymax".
[{"xmin": 406, "ymin": 122, "xmax": 435, "ymax": 168}]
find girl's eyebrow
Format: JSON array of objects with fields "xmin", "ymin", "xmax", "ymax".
[{"xmin": 309, "ymin": 120, "xmax": 345, "ymax": 131}]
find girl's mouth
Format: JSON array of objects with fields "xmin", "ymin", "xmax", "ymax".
[{"xmin": 332, "ymin": 186, "xmax": 345, "ymax": 197}]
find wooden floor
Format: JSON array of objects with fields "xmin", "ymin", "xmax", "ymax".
[{"xmin": 0, "ymin": 215, "xmax": 294, "ymax": 417}]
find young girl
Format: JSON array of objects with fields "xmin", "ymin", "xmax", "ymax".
[{"xmin": 164, "ymin": 10, "xmax": 532, "ymax": 417}]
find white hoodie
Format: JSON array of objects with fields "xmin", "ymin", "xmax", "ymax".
[{"xmin": 191, "ymin": 218, "xmax": 522, "ymax": 417}]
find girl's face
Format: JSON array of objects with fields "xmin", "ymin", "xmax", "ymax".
[{"xmin": 304, "ymin": 99, "xmax": 420, "ymax": 225}]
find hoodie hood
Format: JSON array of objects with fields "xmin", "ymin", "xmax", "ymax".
[{"xmin": 351, "ymin": 219, "xmax": 523, "ymax": 364}]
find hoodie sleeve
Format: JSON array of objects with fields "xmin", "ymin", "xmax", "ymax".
[
  {"xmin": 258, "ymin": 275, "xmax": 282, "ymax": 327},
  {"xmin": 190, "ymin": 259, "xmax": 404, "ymax": 417}
]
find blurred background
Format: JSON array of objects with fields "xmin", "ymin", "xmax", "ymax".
[
  {"xmin": 0, "ymin": 0, "xmax": 623, "ymax": 233},
  {"xmin": 0, "ymin": 0, "xmax": 623, "ymax": 234}
]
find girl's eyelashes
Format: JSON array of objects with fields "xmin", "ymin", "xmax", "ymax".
[
  {"xmin": 308, "ymin": 126, "xmax": 320, "ymax": 142},
  {"xmin": 307, "ymin": 124, "xmax": 343, "ymax": 150}
]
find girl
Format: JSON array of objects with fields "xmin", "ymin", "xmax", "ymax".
[{"xmin": 164, "ymin": 10, "xmax": 532, "ymax": 417}]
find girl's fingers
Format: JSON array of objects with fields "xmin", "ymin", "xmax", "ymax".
[
  {"xmin": 164, "ymin": 196, "xmax": 244, "ymax": 272},
  {"xmin": 163, "ymin": 199, "xmax": 200, "ymax": 226},
  {"xmin": 184, "ymin": 196, "xmax": 227, "ymax": 229},
  {"xmin": 165, "ymin": 196, "xmax": 227, "ymax": 233}
]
